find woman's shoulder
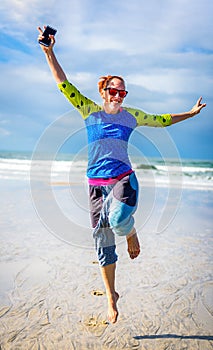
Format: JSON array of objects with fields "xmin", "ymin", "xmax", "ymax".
[{"xmin": 57, "ymin": 79, "xmax": 102, "ymax": 119}]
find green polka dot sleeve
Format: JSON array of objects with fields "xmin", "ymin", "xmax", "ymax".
[
  {"xmin": 125, "ymin": 107, "xmax": 172, "ymax": 127},
  {"xmin": 57, "ymin": 79, "xmax": 102, "ymax": 120}
]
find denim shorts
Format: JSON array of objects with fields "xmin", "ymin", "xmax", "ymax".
[{"xmin": 89, "ymin": 172, "xmax": 139, "ymax": 266}]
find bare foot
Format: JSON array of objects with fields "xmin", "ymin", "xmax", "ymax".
[
  {"xmin": 107, "ymin": 291, "xmax": 119, "ymax": 324},
  {"xmin": 126, "ymin": 231, "xmax": 140, "ymax": 259}
]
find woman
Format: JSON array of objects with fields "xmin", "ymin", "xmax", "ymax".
[{"xmin": 37, "ymin": 26, "xmax": 206, "ymax": 324}]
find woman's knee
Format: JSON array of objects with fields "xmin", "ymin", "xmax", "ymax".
[{"xmin": 109, "ymin": 210, "xmax": 135, "ymax": 236}]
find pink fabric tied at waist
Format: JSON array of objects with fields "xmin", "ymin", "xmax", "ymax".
[{"xmin": 88, "ymin": 169, "xmax": 133, "ymax": 186}]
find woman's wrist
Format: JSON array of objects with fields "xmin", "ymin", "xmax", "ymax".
[{"xmin": 44, "ymin": 48, "xmax": 55, "ymax": 59}]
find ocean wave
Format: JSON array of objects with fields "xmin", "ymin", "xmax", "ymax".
[
  {"xmin": 0, "ymin": 153, "xmax": 213, "ymax": 190},
  {"xmin": 136, "ymin": 164, "xmax": 157, "ymax": 170}
]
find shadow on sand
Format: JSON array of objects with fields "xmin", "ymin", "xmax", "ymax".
[{"xmin": 134, "ymin": 334, "xmax": 213, "ymax": 341}]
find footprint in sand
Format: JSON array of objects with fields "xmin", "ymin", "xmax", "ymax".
[
  {"xmin": 91, "ymin": 261, "xmax": 99, "ymax": 264},
  {"xmin": 87, "ymin": 316, "xmax": 108, "ymax": 327},
  {"xmin": 83, "ymin": 316, "xmax": 109, "ymax": 336},
  {"xmin": 91, "ymin": 290, "xmax": 105, "ymax": 296}
]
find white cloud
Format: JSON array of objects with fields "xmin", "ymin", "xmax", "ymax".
[
  {"xmin": 127, "ymin": 68, "xmax": 212, "ymax": 95},
  {"xmin": 0, "ymin": 127, "xmax": 11, "ymax": 136},
  {"xmin": 12, "ymin": 65, "xmax": 53, "ymax": 84},
  {"xmin": 0, "ymin": 117, "xmax": 11, "ymax": 136},
  {"xmin": 70, "ymin": 72, "xmax": 96, "ymax": 89},
  {"xmin": 0, "ymin": 0, "xmax": 54, "ymax": 30}
]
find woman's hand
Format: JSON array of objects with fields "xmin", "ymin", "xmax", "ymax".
[
  {"xmin": 171, "ymin": 97, "xmax": 206, "ymax": 124},
  {"xmin": 37, "ymin": 26, "xmax": 55, "ymax": 53},
  {"xmin": 190, "ymin": 97, "xmax": 206, "ymax": 117}
]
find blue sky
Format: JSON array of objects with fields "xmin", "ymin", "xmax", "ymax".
[{"xmin": 0, "ymin": 0, "xmax": 213, "ymax": 159}]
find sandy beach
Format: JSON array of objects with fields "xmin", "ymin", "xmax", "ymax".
[{"xmin": 0, "ymin": 173, "xmax": 213, "ymax": 349}]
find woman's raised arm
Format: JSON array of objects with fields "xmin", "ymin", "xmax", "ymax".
[{"xmin": 37, "ymin": 26, "xmax": 67, "ymax": 84}]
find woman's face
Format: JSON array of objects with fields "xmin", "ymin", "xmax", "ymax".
[{"xmin": 101, "ymin": 78, "xmax": 126, "ymax": 114}]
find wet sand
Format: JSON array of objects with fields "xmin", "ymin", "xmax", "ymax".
[{"xmin": 0, "ymin": 179, "xmax": 212, "ymax": 349}]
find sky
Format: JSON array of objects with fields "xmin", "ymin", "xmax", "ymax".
[{"xmin": 0, "ymin": 0, "xmax": 213, "ymax": 160}]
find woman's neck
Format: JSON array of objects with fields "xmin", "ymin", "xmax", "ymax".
[{"xmin": 103, "ymin": 103, "xmax": 122, "ymax": 114}]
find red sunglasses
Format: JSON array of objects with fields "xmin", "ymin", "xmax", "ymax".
[{"xmin": 104, "ymin": 87, "xmax": 128, "ymax": 98}]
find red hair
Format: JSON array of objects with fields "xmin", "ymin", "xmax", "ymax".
[{"xmin": 98, "ymin": 75, "xmax": 125, "ymax": 93}]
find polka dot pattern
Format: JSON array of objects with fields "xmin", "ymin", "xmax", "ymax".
[
  {"xmin": 128, "ymin": 108, "xmax": 171, "ymax": 127},
  {"xmin": 58, "ymin": 80, "xmax": 172, "ymax": 125}
]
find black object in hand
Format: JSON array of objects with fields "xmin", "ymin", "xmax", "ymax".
[{"xmin": 38, "ymin": 26, "xmax": 57, "ymax": 47}]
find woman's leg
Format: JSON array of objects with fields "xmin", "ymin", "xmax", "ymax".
[
  {"xmin": 109, "ymin": 173, "xmax": 141, "ymax": 259},
  {"xmin": 89, "ymin": 185, "xmax": 119, "ymax": 323},
  {"xmin": 100, "ymin": 262, "xmax": 119, "ymax": 324},
  {"xmin": 90, "ymin": 185, "xmax": 118, "ymax": 266}
]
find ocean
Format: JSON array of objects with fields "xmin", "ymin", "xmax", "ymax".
[{"xmin": 0, "ymin": 150, "xmax": 212, "ymax": 191}]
